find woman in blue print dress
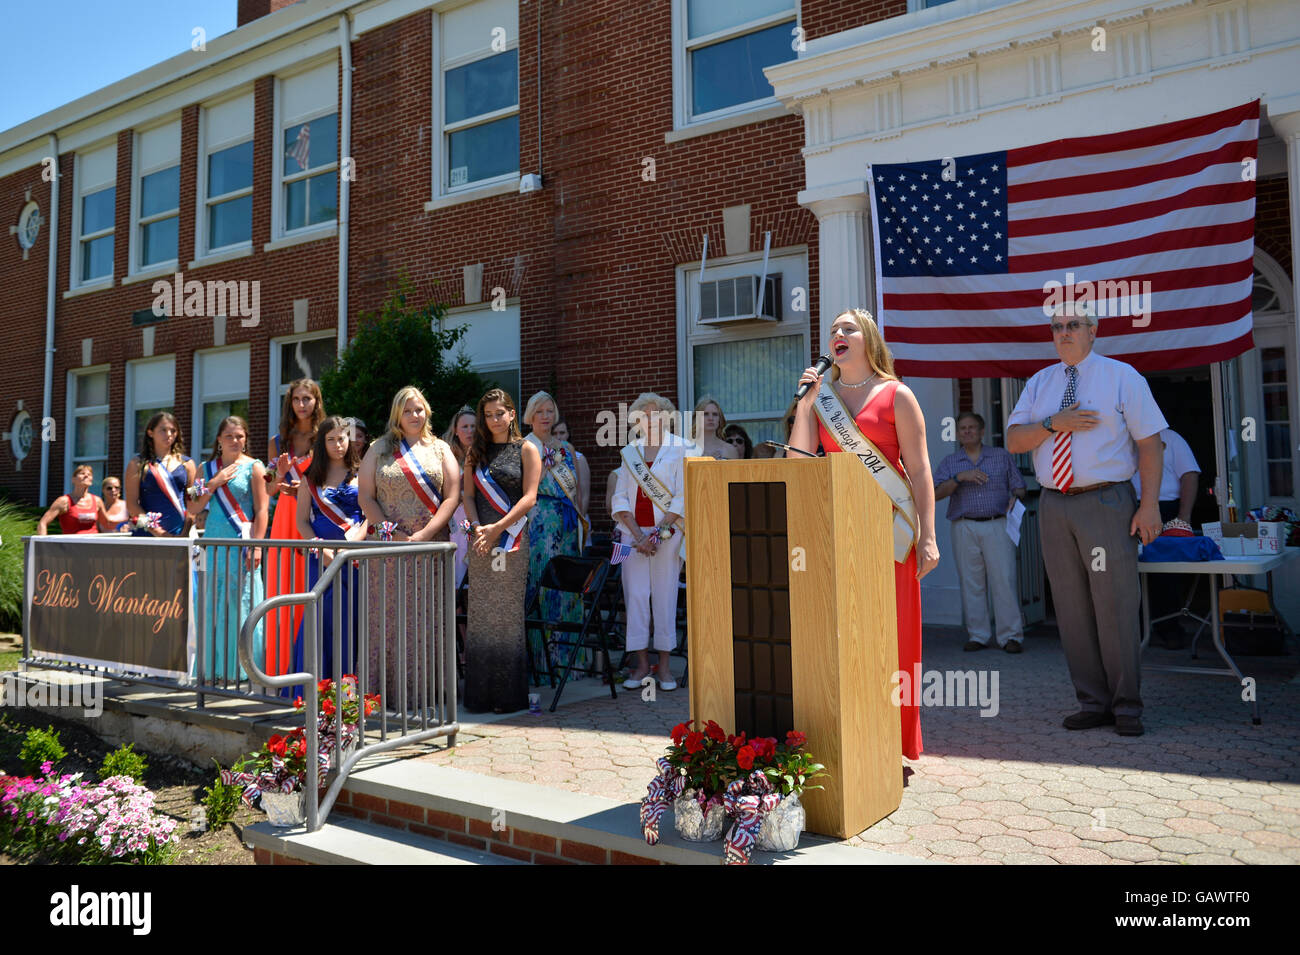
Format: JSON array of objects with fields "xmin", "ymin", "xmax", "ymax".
[
  {"xmin": 521, "ymin": 392, "xmax": 588, "ymax": 678},
  {"xmin": 124, "ymin": 412, "xmax": 195, "ymax": 536},
  {"xmin": 186, "ymin": 416, "xmax": 269, "ymax": 683},
  {"xmin": 294, "ymin": 416, "xmax": 368, "ymax": 686}
]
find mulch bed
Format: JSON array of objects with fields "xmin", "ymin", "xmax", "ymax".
[{"xmin": 0, "ymin": 707, "xmax": 257, "ymax": 865}]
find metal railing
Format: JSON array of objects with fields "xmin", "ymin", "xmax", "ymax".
[{"xmin": 238, "ymin": 541, "xmax": 459, "ymax": 832}]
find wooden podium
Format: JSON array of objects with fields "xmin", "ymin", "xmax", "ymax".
[{"xmin": 684, "ymin": 453, "xmax": 903, "ymax": 839}]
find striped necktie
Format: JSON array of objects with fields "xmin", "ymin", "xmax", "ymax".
[{"xmin": 1051, "ymin": 365, "xmax": 1078, "ymax": 491}]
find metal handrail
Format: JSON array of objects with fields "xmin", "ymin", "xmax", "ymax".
[{"xmin": 238, "ymin": 541, "xmax": 458, "ymax": 831}]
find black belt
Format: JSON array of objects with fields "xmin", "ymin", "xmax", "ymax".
[{"xmin": 960, "ymin": 515, "xmax": 1002, "ymax": 522}]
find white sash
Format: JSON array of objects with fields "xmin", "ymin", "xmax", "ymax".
[
  {"xmin": 526, "ymin": 433, "xmax": 589, "ymax": 549},
  {"xmin": 812, "ymin": 379, "xmax": 918, "ymax": 563},
  {"xmin": 620, "ymin": 444, "xmax": 685, "ymax": 535}
]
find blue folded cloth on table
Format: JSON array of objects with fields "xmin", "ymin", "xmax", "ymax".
[{"xmin": 1139, "ymin": 536, "xmax": 1224, "ymax": 562}]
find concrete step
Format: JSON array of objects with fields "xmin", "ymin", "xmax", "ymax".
[{"xmin": 245, "ymin": 816, "xmax": 526, "ymax": 865}]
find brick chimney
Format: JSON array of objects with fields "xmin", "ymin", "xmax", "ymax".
[{"xmin": 237, "ymin": 0, "xmax": 303, "ymax": 27}]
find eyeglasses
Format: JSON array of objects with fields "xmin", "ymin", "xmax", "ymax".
[{"xmin": 1050, "ymin": 320, "xmax": 1090, "ymax": 334}]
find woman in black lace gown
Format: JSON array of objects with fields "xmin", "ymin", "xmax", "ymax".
[{"xmin": 462, "ymin": 389, "xmax": 541, "ymax": 713}]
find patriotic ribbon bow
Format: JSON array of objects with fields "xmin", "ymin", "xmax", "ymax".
[
  {"xmin": 458, "ymin": 518, "xmax": 474, "ymax": 535},
  {"xmin": 723, "ymin": 771, "xmax": 781, "ymax": 865},
  {"xmin": 377, "ymin": 521, "xmax": 397, "ymax": 542},
  {"xmin": 639, "ymin": 757, "xmax": 686, "ymax": 846},
  {"xmin": 187, "ymin": 478, "xmax": 207, "ymax": 499},
  {"xmin": 542, "ymin": 447, "xmax": 556, "ymax": 469}
]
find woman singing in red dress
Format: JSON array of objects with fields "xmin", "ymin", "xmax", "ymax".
[{"xmin": 789, "ymin": 308, "xmax": 939, "ymax": 762}]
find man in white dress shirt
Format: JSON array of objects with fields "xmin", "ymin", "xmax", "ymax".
[{"xmin": 1007, "ymin": 311, "xmax": 1164, "ymax": 737}]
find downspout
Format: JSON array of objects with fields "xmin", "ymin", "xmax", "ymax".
[
  {"xmin": 337, "ymin": 13, "xmax": 352, "ymax": 356},
  {"xmin": 39, "ymin": 133, "xmax": 59, "ymax": 505}
]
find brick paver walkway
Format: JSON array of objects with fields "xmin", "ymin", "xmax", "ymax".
[{"xmin": 421, "ymin": 628, "xmax": 1300, "ymax": 864}]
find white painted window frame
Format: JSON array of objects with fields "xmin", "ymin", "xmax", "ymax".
[
  {"xmin": 272, "ymin": 62, "xmax": 340, "ymax": 242},
  {"xmin": 675, "ymin": 245, "xmax": 810, "ymax": 432},
  {"xmin": 70, "ymin": 143, "xmax": 117, "ymax": 290},
  {"xmin": 65, "ymin": 364, "xmax": 112, "ymax": 488},
  {"xmin": 122, "ymin": 355, "xmax": 177, "ymax": 465},
  {"xmin": 671, "ymin": 0, "xmax": 799, "ymax": 131},
  {"xmin": 431, "ymin": 6, "xmax": 520, "ymax": 201},
  {"xmin": 197, "ymin": 91, "xmax": 255, "ymax": 260},
  {"xmin": 191, "ymin": 344, "xmax": 252, "ymax": 456},
  {"xmin": 267, "ymin": 331, "xmax": 337, "ymax": 427},
  {"xmin": 129, "ymin": 120, "xmax": 181, "ymax": 277}
]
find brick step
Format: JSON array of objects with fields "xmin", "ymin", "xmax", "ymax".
[
  {"xmin": 299, "ymin": 759, "xmax": 938, "ymax": 865},
  {"xmin": 246, "ymin": 816, "xmax": 526, "ymax": 865}
]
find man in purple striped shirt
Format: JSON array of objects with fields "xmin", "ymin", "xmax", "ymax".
[{"xmin": 934, "ymin": 412, "xmax": 1027, "ymax": 653}]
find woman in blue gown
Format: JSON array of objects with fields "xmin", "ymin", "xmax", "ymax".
[
  {"xmin": 124, "ymin": 412, "xmax": 195, "ymax": 536},
  {"xmin": 294, "ymin": 417, "xmax": 368, "ymax": 687},
  {"xmin": 186, "ymin": 416, "xmax": 269, "ymax": 683}
]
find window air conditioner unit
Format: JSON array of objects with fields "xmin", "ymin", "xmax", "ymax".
[{"xmin": 698, "ymin": 273, "xmax": 781, "ymax": 326}]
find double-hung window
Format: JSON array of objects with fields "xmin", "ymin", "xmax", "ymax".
[
  {"xmin": 74, "ymin": 144, "xmax": 116, "ymax": 286},
  {"xmin": 277, "ymin": 61, "xmax": 339, "ymax": 235},
  {"xmin": 675, "ymin": 0, "xmax": 798, "ymax": 127},
  {"xmin": 67, "ymin": 367, "xmax": 111, "ymax": 486},
  {"xmin": 193, "ymin": 347, "xmax": 251, "ymax": 453},
  {"xmin": 200, "ymin": 93, "xmax": 254, "ymax": 256},
  {"xmin": 436, "ymin": 0, "xmax": 519, "ymax": 195},
  {"xmin": 134, "ymin": 121, "xmax": 180, "ymax": 272}
]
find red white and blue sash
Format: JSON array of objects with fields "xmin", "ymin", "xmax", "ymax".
[
  {"xmin": 473, "ymin": 465, "xmax": 527, "ymax": 552},
  {"xmin": 309, "ymin": 481, "xmax": 354, "ymax": 533},
  {"xmin": 396, "ymin": 438, "xmax": 444, "ymax": 513},
  {"xmin": 146, "ymin": 459, "xmax": 187, "ymax": 520},
  {"xmin": 206, "ymin": 458, "xmax": 252, "ymax": 538}
]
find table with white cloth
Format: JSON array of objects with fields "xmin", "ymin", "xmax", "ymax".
[{"xmin": 1138, "ymin": 546, "xmax": 1299, "ymax": 724}]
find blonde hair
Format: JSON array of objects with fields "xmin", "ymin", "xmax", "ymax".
[
  {"xmin": 384, "ymin": 386, "xmax": 435, "ymax": 448},
  {"xmin": 523, "ymin": 391, "xmax": 560, "ymax": 431},
  {"xmin": 692, "ymin": 395, "xmax": 728, "ymax": 441},
  {"xmin": 830, "ymin": 308, "xmax": 898, "ymax": 383}
]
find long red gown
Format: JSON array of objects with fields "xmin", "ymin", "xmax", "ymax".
[
  {"xmin": 815, "ymin": 379, "xmax": 923, "ymax": 760},
  {"xmin": 265, "ymin": 437, "xmax": 311, "ymax": 677}
]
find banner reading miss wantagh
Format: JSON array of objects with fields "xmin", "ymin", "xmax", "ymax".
[{"xmin": 26, "ymin": 538, "xmax": 192, "ymax": 678}]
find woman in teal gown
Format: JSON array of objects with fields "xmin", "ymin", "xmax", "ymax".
[{"xmin": 187, "ymin": 416, "xmax": 270, "ymax": 684}]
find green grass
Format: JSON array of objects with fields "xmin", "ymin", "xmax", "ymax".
[
  {"xmin": 0, "ymin": 650, "xmax": 18, "ymax": 672},
  {"xmin": 0, "ymin": 497, "xmax": 41, "ymax": 633}
]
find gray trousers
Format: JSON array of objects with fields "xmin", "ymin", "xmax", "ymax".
[
  {"xmin": 1039, "ymin": 482, "xmax": 1142, "ymax": 717},
  {"xmin": 952, "ymin": 516, "xmax": 1024, "ymax": 647}
]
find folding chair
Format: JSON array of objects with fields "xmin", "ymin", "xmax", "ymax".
[{"xmin": 524, "ymin": 555, "xmax": 619, "ymax": 711}]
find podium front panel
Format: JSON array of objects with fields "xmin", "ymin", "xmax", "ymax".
[{"xmin": 728, "ymin": 482, "xmax": 794, "ymax": 740}]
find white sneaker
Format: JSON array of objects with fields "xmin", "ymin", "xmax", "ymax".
[{"xmin": 623, "ymin": 675, "xmax": 648, "ymax": 690}]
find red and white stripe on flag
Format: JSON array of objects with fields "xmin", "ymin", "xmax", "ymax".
[
  {"xmin": 869, "ymin": 101, "xmax": 1259, "ymax": 378},
  {"xmin": 289, "ymin": 124, "xmax": 311, "ymax": 170}
]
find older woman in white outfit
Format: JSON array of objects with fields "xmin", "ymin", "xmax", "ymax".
[{"xmin": 611, "ymin": 393, "xmax": 687, "ymax": 691}]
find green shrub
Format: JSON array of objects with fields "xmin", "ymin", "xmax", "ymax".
[
  {"xmin": 0, "ymin": 496, "xmax": 42, "ymax": 633},
  {"xmin": 203, "ymin": 762, "xmax": 245, "ymax": 830},
  {"xmin": 98, "ymin": 742, "xmax": 149, "ymax": 782},
  {"xmin": 320, "ymin": 274, "xmax": 491, "ymax": 437},
  {"xmin": 19, "ymin": 724, "xmax": 66, "ymax": 773}
]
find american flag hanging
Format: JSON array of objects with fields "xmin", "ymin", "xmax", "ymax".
[
  {"xmin": 869, "ymin": 101, "xmax": 1259, "ymax": 378},
  {"xmin": 288, "ymin": 123, "xmax": 311, "ymax": 171}
]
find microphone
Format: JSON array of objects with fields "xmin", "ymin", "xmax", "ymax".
[
  {"xmin": 794, "ymin": 355, "xmax": 833, "ymax": 403},
  {"xmin": 761, "ymin": 441, "xmax": 818, "ymax": 458}
]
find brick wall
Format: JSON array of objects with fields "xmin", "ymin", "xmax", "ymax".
[
  {"xmin": 802, "ymin": 0, "xmax": 907, "ymax": 41},
  {"xmin": 1255, "ymin": 176, "xmax": 1293, "ymax": 281}
]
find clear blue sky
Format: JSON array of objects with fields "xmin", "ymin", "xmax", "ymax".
[{"xmin": 0, "ymin": 1, "xmax": 238, "ymax": 135}]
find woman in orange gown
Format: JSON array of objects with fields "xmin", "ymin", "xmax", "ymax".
[
  {"xmin": 264, "ymin": 378, "xmax": 325, "ymax": 678},
  {"xmin": 789, "ymin": 308, "xmax": 939, "ymax": 761}
]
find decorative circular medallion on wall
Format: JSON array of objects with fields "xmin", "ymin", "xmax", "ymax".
[
  {"xmin": 10, "ymin": 410, "xmax": 33, "ymax": 463},
  {"xmin": 15, "ymin": 200, "xmax": 43, "ymax": 253}
]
